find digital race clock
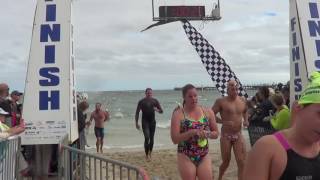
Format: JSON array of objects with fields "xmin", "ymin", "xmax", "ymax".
[{"xmin": 159, "ymin": 6, "xmax": 205, "ymax": 19}]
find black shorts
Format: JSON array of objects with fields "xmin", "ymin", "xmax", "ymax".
[{"xmin": 94, "ymin": 127, "xmax": 104, "ymax": 138}]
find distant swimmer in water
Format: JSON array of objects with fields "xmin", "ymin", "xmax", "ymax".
[
  {"xmin": 89, "ymin": 103, "xmax": 110, "ymax": 153},
  {"xmin": 212, "ymin": 80, "xmax": 248, "ymax": 180},
  {"xmin": 171, "ymin": 84, "xmax": 219, "ymax": 180},
  {"xmin": 135, "ymin": 88, "xmax": 163, "ymax": 161},
  {"xmin": 243, "ymin": 71, "xmax": 320, "ymax": 180}
]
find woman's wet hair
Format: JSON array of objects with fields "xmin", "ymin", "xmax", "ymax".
[
  {"xmin": 181, "ymin": 84, "xmax": 196, "ymax": 106},
  {"xmin": 182, "ymin": 84, "xmax": 196, "ymax": 98}
]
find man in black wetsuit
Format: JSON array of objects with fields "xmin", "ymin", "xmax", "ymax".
[{"xmin": 135, "ymin": 88, "xmax": 163, "ymax": 160}]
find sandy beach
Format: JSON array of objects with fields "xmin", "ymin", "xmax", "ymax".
[{"xmin": 99, "ymin": 140, "xmax": 251, "ymax": 180}]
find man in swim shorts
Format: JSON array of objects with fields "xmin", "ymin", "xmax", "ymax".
[
  {"xmin": 89, "ymin": 103, "xmax": 109, "ymax": 153},
  {"xmin": 135, "ymin": 88, "xmax": 163, "ymax": 160},
  {"xmin": 212, "ymin": 80, "xmax": 248, "ymax": 180}
]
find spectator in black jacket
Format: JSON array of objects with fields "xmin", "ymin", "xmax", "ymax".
[{"xmin": 250, "ymin": 86, "xmax": 275, "ymax": 128}]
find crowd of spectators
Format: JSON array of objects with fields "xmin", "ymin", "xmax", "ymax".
[{"xmin": 247, "ymin": 82, "xmax": 291, "ymax": 145}]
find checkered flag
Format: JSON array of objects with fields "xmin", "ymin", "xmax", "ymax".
[{"xmin": 182, "ymin": 20, "xmax": 248, "ymax": 98}]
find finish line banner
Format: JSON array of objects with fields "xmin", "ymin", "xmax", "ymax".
[
  {"xmin": 290, "ymin": 0, "xmax": 320, "ymax": 104},
  {"xmin": 22, "ymin": 0, "xmax": 78, "ymax": 145}
]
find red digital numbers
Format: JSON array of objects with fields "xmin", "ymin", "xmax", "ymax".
[
  {"xmin": 170, "ymin": 7, "xmax": 199, "ymax": 17},
  {"xmin": 159, "ymin": 6, "xmax": 205, "ymax": 18}
]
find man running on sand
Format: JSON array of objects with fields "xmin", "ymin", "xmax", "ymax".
[
  {"xmin": 135, "ymin": 88, "xmax": 163, "ymax": 161},
  {"xmin": 212, "ymin": 80, "xmax": 248, "ymax": 180},
  {"xmin": 89, "ymin": 103, "xmax": 109, "ymax": 153}
]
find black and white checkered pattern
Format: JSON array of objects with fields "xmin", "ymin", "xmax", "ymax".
[{"xmin": 182, "ymin": 20, "xmax": 248, "ymax": 98}]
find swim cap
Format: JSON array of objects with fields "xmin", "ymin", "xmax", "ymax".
[
  {"xmin": 298, "ymin": 71, "xmax": 320, "ymax": 105},
  {"xmin": 198, "ymin": 138, "xmax": 208, "ymax": 147}
]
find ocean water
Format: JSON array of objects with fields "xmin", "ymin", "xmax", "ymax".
[{"xmin": 83, "ymin": 89, "xmax": 256, "ymax": 150}]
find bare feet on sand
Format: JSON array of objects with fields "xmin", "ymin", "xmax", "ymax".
[{"xmin": 145, "ymin": 154, "xmax": 152, "ymax": 161}]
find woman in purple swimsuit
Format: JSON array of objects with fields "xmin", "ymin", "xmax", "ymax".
[
  {"xmin": 171, "ymin": 84, "xmax": 219, "ymax": 180},
  {"xmin": 243, "ymin": 71, "xmax": 320, "ymax": 180}
]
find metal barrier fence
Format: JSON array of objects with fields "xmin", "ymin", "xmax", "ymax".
[
  {"xmin": 58, "ymin": 136, "xmax": 149, "ymax": 180},
  {"xmin": 0, "ymin": 135, "xmax": 149, "ymax": 180},
  {"xmin": 0, "ymin": 136, "xmax": 21, "ymax": 180}
]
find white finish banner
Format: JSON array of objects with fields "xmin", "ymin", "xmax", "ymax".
[
  {"xmin": 22, "ymin": 0, "xmax": 78, "ymax": 145},
  {"xmin": 289, "ymin": 0, "xmax": 320, "ymax": 105}
]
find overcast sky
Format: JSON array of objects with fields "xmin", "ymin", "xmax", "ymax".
[{"xmin": 0, "ymin": 0, "xmax": 289, "ymax": 91}]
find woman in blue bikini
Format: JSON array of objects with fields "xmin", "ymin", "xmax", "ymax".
[{"xmin": 171, "ymin": 84, "xmax": 219, "ymax": 180}]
